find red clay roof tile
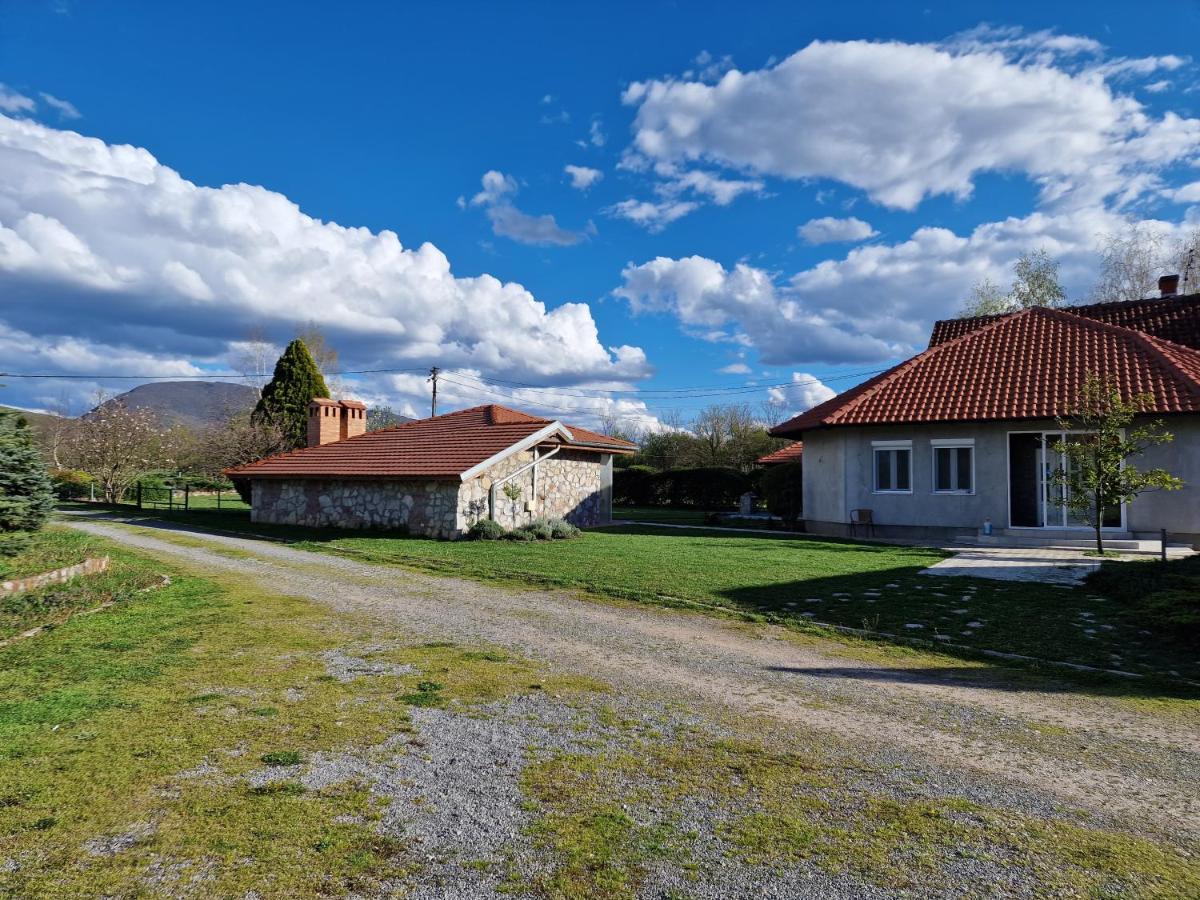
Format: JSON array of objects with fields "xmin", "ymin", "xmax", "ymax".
[
  {"xmin": 771, "ymin": 307, "xmax": 1200, "ymax": 437},
  {"xmin": 757, "ymin": 442, "xmax": 804, "ymax": 465},
  {"xmin": 929, "ymin": 294, "xmax": 1200, "ymax": 349},
  {"xmin": 225, "ymin": 404, "xmax": 635, "ymax": 480}
]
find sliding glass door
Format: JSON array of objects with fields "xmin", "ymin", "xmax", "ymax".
[{"xmin": 1009, "ymin": 432, "xmax": 1123, "ymax": 529}]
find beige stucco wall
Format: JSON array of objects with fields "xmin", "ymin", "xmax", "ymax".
[
  {"xmin": 250, "ymin": 446, "xmax": 615, "ymax": 538},
  {"xmin": 801, "ymin": 415, "xmax": 1200, "ymax": 544}
]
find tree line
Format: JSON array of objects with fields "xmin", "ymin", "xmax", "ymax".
[{"xmin": 26, "ymin": 336, "xmax": 344, "ymax": 503}]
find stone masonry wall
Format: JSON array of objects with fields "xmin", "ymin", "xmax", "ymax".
[
  {"xmin": 252, "ymin": 448, "xmax": 611, "ymax": 538},
  {"xmin": 252, "ymin": 478, "xmax": 461, "ymax": 538},
  {"xmin": 457, "ymin": 448, "xmax": 610, "ymax": 531}
]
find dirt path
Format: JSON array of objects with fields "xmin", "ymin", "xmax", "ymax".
[{"xmin": 64, "ymin": 516, "xmax": 1200, "ymax": 836}]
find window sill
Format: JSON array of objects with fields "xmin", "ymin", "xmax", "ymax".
[{"xmin": 872, "ymin": 490, "xmax": 913, "ymax": 495}]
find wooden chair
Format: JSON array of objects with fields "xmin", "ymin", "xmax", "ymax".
[{"xmin": 849, "ymin": 508, "xmax": 874, "ymax": 538}]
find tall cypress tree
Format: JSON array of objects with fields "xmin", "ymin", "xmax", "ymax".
[
  {"xmin": 252, "ymin": 339, "xmax": 330, "ymax": 451},
  {"xmin": 0, "ymin": 409, "xmax": 55, "ymax": 533}
]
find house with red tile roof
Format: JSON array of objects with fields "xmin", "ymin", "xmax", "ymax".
[
  {"xmin": 770, "ymin": 296, "xmax": 1200, "ymax": 546},
  {"xmin": 225, "ymin": 402, "xmax": 636, "ymax": 537}
]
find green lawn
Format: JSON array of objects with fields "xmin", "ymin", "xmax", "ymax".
[
  {"xmin": 77, "ymin": 505, "xmax": 1200, "ymax": 685},
  {"xmin": 612, "ymin": 506, "xmax": 720, "ymax": 525}
]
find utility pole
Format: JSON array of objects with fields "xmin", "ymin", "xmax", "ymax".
[{"xmin": 428, "ymin": 366, "xmax": 440, "ymax": 418}]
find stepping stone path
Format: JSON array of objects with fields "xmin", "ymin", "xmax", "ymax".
[
  {"xmin": 904, "ymin": 623, "xmax": 924, "ymax": 630},
  {"xmin": 965, "ymin": 621, "xmax": 984, "ymax": 628},
  {"xmin": 951, "ymin": 608, "xmax": 970, "ymax": 614}
]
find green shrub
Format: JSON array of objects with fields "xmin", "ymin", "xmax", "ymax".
[
  {"xmin": 760, "ymin": 460, "xmax": 804, "ymax": 523},
  {"xmin": 48, "ymin": 469, "xmax": 95, "ymax": 500},
  {"xmin": 467, "ymin": 519, "xmax": 505, "ymax": 541},
  {"xmin": 526, "ymin": 521, "xmax": 554, "ymax": 540},
  {"xmin": 549, "ymin": 519, "xmax": 581, "ymax": 540},
  {"xmin": 505, "ymin": 528, "xmax": 536, "ymax": 542}
]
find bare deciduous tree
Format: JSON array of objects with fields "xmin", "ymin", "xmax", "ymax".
[
  {"xmin": 232, "ymin": 326, "xmax": 276, "ymax": 395},
  {"xmin": 1091, "ymin": 223, "xmax": 1168, "ymax": 302},
  {"xmin": 296, "ymin": 323, "xmax": 343, "ymax": 398}
]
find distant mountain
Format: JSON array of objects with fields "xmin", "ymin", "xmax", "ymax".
[
  {"xmin": 0, "ymin": 405, "xmax": 63, "ymax": 433},
  {"xmin": 92, "ymin": 381, "xmax": 259, "ymax": 428}
]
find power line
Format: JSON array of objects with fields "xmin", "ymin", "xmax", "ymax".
[
  {"xmin": 441, "ymin": 368, "xmax": 886, "ymax": 400},
  {"xmin": 0, "ymin": 363, "xmax": 885, "ymax": 411},
  {"xmin": 0, "ymin": 367, "xmax": 431, "ymax": 381}
]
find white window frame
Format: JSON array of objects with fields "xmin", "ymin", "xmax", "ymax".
[
  {"xmin": 930, "ymin": 439, "xmax": 975, "ymax": 495},
  {"xmin": 871, "ymin": 440, "xmax": 913, "ymax": 494}
]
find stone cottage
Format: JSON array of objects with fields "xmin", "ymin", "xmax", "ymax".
[{"xmin": 225, "ymin": 402, "xmax": 635, "ymax": 537}]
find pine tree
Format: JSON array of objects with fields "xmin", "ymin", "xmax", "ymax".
[
  {"xmin": 252, "ymin": 339, "xmax": 330, "ymax": 451},
  {"xmin": 0, "ymin": 409, "xmax": 55, "ymax": 533}
]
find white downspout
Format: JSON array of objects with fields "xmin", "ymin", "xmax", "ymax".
[{"xmin": 488, "ymin": 445, "xmax": 561, "ymax": 521}]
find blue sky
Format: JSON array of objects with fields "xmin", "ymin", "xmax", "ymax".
[{"xmin": 2, "ymin": 1, "xmax": 1200, "ymax": 426}]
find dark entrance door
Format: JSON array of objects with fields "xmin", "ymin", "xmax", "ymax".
[{"xmin": 1008, "ymin": 433, "xmax": 1042, "ymax": 527}]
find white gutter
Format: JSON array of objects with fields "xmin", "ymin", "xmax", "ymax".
[{"xmin": 488, "ymin": 445, "xmax": 561, "ymax": 521}]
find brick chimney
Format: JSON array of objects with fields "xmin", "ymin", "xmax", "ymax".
[
  {"xmin": 307, "ymin": 398, "xmax": 342, "ymax": 447},
  {"xmin": 1159, "ymin": 274, "xmax": 1180, "ymax": 298},
  {"xmin": 340, "ymin": 399, "xmax": 367, "ymax": 441}
]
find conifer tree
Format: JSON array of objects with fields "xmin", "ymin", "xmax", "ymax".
[
  {"xmin": 252, "ymin": 339, "xmax": 330, "ymax": 451},
  {"xmin": 0, "ymin": 409, "xmax": 55, "ymax": 533}
]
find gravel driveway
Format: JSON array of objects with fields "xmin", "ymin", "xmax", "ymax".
[{"xmin": 64, "ymin": 516, "xmax": 1200, "ymax": 848}]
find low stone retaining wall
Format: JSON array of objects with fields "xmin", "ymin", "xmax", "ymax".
[{"xmin": 1, "ymin": 557, "xmax": 110, "ymax": 596}]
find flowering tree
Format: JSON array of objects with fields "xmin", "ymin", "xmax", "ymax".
[
  {"xmin": 1049, "ymin": 375, "xmax": 1183, "ymax": 555},
  {"xmin": 68, "ymin": 400, "xmax": 177, "ymax": 503}
]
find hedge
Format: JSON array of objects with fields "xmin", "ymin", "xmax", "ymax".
[
  {"xmin": 760, "ymin": 460, "xmax": 803, "ymax": 523},
  {"xmin": 613, "ymin": 466, "xmax": 752, "ymax": 509}
]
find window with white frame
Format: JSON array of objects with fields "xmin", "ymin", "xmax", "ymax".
[
  {"xmin": 931, "ymin": 440, "xmax": 974, "ymax": 493},
  {"xmin": 872, "ymin": 441, "xmax": 912, "ymax": 493}
]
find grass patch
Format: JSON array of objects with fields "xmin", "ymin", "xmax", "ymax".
[
  {"xmin": 0, "ymin": 527, "xmax": 163, "ymax": 640},
  {"xmin": 260, "ymin": 750, "xmax": 302, "ymax": 766},
  {"xmin": 0, "ymin": 530, "xmax": 597, "ymax": 897},
  {"xmin": 612, "ymin": 506, "xmax": 721, "ymax": 526},
  {"xmin": 520, "ymin": 729, "xmax": 1200, "ymax": 897},
  {"xmin": 0, "ymin": 527, "xmax": 100, "ymax": 581}
]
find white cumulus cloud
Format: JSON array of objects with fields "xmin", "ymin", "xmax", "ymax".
[
  {"xmin": 798, "ymin": 216, "xmax": 878, "ymax": 244},
  {"xmin": 469, "ymin": 169, "xmax": 585, "ymax": 245},
  {"xmin": 0, "ymin": 114, "xmax": 649, "ymax": 417},
  {"xmin": 564, "ymin": 164, "xmax": 603, "ymax": 190},
  {"xmin": 614, "ymin": 206, "xmax": 1193, "ymax": 368},
  {"xmin": 622, "ymin": 37, "xmax": 1200, "ymax": 211},
  {"xmin": 767, "ymin": 372, "xmax": 837, "ymax": 415}
]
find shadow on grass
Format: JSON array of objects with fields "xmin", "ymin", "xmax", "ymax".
[{"xmin": 723, "ymin": 568, "xmax": 1200, "ymax": 700}]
